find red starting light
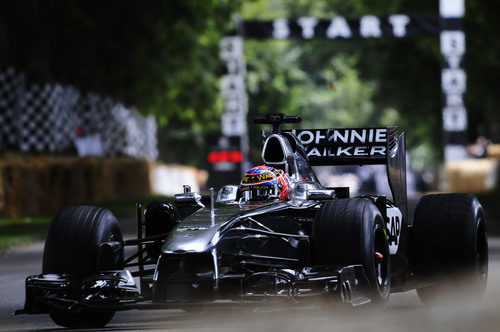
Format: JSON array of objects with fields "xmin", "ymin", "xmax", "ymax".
[{"xmin": 208, "ymin": 150, "xmax": 243, "ymax": 164}]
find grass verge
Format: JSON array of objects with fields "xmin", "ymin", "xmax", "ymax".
[
  {"xmin": 0, "ymin": 195, "xmax": 172, "ymax": 253},
  {"xmin": 0, "ymin": 217, "xmax": 51, "ymax": 252}
]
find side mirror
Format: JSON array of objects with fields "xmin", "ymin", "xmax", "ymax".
[{"xmin": 216, "ymin": 185, "xmax": 239, "ymax": 203}]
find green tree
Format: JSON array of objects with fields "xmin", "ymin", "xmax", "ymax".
[{"xmin": 0, "ymin": 1, "xmax": 241, "ymax": 159}]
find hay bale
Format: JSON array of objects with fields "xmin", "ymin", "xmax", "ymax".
[
  {"xmin": 0, "ymin": 155, "xmax": 155, "ymax": 218},
  {"xmin": 488, "ymin": 144, "xmax": 500, "ymax": 159},
  {"xmin": 0, "ymin": 154, "xmax": 208, "ymax": 218},
  {"xmin": 3, "ymin": 163, "xmax": 22, "ymax": 218},
  {"xmin": 446, "ymin": 159, "xmax": 499, "ymax": 193},
  {"xmin": 106, "ymin": 158, "xmax": 151, "ymax": 200}
]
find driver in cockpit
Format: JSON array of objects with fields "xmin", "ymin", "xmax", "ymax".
[{"xmin": 239, "ymin": 165, "xmax": 291, "ymax": 202}]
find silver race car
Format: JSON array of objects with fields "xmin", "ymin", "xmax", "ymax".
[{"xmin": 17, "ymin": 114, "xmax": 488, "ymax": 328}]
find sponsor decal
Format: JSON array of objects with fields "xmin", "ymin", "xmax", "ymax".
[
  {"xmin": 303, "ymin": 145, "xmax": 386, "ymax": 158},
  {"xmin": 386, "ymin": 206, "xmax": 403, "ymax": 254},
  {"xmin": 290, "ymin": 128, "xmax": 389, "ymax": 158}
]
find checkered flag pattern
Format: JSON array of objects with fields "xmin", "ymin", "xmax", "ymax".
[
  {"xmin": 0, "ymin": 67, "xmax": 158, "ymax": 159},
  {"xmin": 0, "ymin": 67, "xmax": 25, "ymax": 148},
  {"xmin": 75, "ymin": 92, "xmax": 116, "ymax": 135}
]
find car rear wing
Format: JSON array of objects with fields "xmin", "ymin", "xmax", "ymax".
[
  {"xmin": 287, "ymin": 127, "xmax": 397, "ymax": 166},
  {"xmin": 262, "ymin": 126, "xmax": 408, "ymax": 223}
]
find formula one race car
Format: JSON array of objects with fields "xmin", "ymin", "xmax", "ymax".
[{"xmin": 17, "ymin": 114, "xmax": 488, "ymax": 328}]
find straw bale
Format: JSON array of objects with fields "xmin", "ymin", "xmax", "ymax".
[
  {"xmin": 488, "ymin": 144, "xmax": 500, "ymax": 159},
  {"xmin": 446, "ymin": 159, "xmax": 499, "ymax": 193},
  {"xmin": 0, "ymin": 155, "xmax": 154, "ymax": 217}
]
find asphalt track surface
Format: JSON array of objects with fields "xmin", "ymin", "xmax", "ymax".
[{"xmin": 1, "ymin": 227, "xmax": 500, "ymax": 331}]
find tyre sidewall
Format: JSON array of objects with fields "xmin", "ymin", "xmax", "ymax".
[
  {"xmin": 412, "ymin": 194, "xmax": 488, "ymax": 302},
  {"xmin": 360, "ymin": 203, "xmax": 391, "ymax": 302},
  {"xmin": 313, "ymin": 199, "xmax": 391, "ymax": 303},
  {"xmin": 43, "ymin": 206, "xmax": 123, "ymax": 277}
]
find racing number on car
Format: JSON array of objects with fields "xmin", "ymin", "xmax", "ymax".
[{"xmin": 386, "ymin": 207, "xmax": 402, "ymax": 255}]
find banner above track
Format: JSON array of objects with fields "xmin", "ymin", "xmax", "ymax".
[
  {"xmin": 218, "ymin": 0, "xmax": 467, "ymax": 164},
  {"xmin": 240, "ymin": 15, "xmax": 446, "ymax": 40}
]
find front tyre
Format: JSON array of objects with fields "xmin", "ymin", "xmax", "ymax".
[
  {"xmin": 412, "ymin": 193, "xmax": 488, "ymax": 304},
  {"xmin": 43, "ymin": 206, "xmax": 123, "ymax": 328},
  {"xmin": 312, "ymin": 198, "xmax": 391, "ymax": 304}
]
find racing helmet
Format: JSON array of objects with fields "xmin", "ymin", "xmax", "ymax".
[{"xmin": 240, "ymin": 166, "xmax": 290, "ymax": 201}]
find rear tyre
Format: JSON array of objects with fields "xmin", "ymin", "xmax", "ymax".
[
  {"xmin": 43, "ymin": 206, "xmax": 123, "ymax": 328},
  {"xmin": 412, "ymin": 194, "xmax": 488, "ymax": 304},
  {"xmin": 312, "ymin": 198, "xmax": 391, "ymax": 304}
]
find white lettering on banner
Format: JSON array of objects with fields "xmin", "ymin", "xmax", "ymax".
[
  {"xmin": 308, "ymin": 147, "xmax": 321, "ymax": 157},
  {"xmin": 441, "ymin": 31, "xmax": 465, "ymax": 57},
  {"xmin": 441, "ymin": 69, "xmax": 466, "ymax": 94},
  {"xmin": 372, "ymin": 146, "xmax": 386, "ymax": 155},
  {"xmin": 272, "ymin": 18, "xmax": 290, "ymax": 39},
  {"xmin": 219, "ymin": 36, "xmax": 247, "ymax": 137},
  {"xmin": 222, "ymin": 112, "xmax": 246, "ymax": 137},
  {"xmin": 220, "ymin": 75, "xmax": 245, "ymax": 98},
  {"xmin": 440, "ymin": 27, "xmax": 467, "ymax": 161},
  {"xmin": 446, "ymin": 55, "xmax": 462, "ymax": 69},
  {"xmin": 446, "ymin": 94, "xmax": 463, "ymax": 106},
  {"xmin": 439, "ymin": 0, "xmax": 464, "ymax": 18},
  {"xmin": 354, "ymin": 146, "xmax": 367, "ymax": 156},
  {"xmin": 225, "ymin": 95, "xmax": 247, "ymax": 114},
  {"xmin": 315, "ymin": 130, "xmax": 325, "ymax": 144},
  {"xmin": 326, "ymin": 128, "xmax": 387, "ymax": 144},
  {"xmin": 226, "ymin": 98, "xmax": 239, "ymax": 112},
  {"xmin": 441, "ymin": 31, "xmax": 465, "ymax": 71},
  {"xmin": 219, "ymin": 37, "xmax": 243, "ymax": 61},
  {"xmin": 326, "ymin": 17, "xmax": 352, "ymax": 38},
  {"xmin": 297, "ymin": 131, "xmax": 314, "ymax": 145},
  {"xmin": 337, "ymin": 146, "xmax": 351, "ymax": 156},
  {"xmin": 351, "ymin": 130, "xmax": 366, "ymax": 143},
  {"xmin": 226, "ymin": 60, "xmax": 246, "ymax": 76},
  {"xmin": 292, "ymin": 128, "xmax": 390, "ymax": 159},
  {"xmin": 388, "ymin": 15, "xmax": 410, "ymax": 37},
  {"xmin": 330, "ymin": 130, "xmax": 349, "ymax": 143},
  {"xmin": 443, "ymin": 106, "xmax": 467, "ymax": 131},
  {"xmin": 360, "ymin": 16, "xmax": 382, "ymax": 38},
  {"xmin": 297, "ymin": 17, "xmax": 318, "ymax": 39},
  {"xmin": 305, "ymin": 145, "xmax": 387, "ymax": 158},
  {"xmin": 375, "ymin": 128, "xmax": 387, "ymax": 142}
]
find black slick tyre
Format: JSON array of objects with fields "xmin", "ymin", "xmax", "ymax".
[
  {"xmin": 312, "ymin": 198, "xmax": 391, "ymax": 304},
  {"xmin": 43, "ymin": 205, "xmax": 123, "ymax": 328},
  {"xmin": 412, "ymin": 193, "xmax": 488, "ymax": 304}
]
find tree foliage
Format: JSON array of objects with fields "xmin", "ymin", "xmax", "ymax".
[
  {"xmin": 0, "ymin": 0, "xmax": 240, "ymax": 132},
  {"xmin": 0, "ymin": 0, "xmax": 498, "ymax": 168},
  {"xmin": 242, "ymin": 0, "xmax": 498, "ymax": 168}
]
